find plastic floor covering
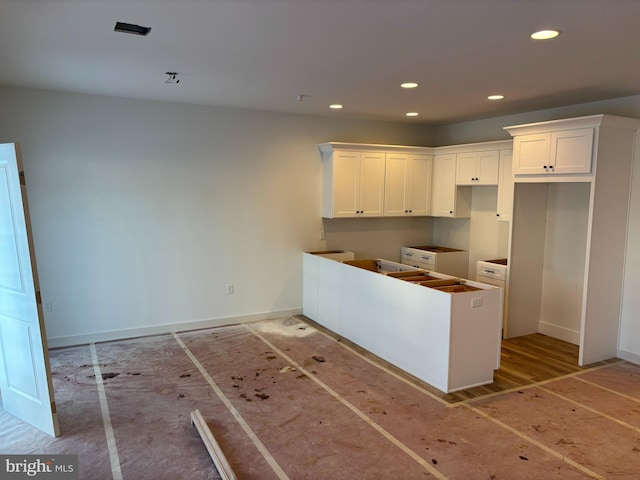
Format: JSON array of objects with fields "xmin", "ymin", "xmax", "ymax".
[{"xmin": 1, "ymin": 316, "xmax": 640, "ymax": 479}]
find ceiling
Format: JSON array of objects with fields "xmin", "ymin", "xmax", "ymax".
[{"xmin": 2, "ymin": 0, "xmax": 640, "ymax": 125}]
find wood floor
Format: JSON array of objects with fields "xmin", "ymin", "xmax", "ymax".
[
  {"xmin": 441, "ymin": 333, "xmax": 620, "ymax": 403},
  {"xmin": 304, "ymin": 316, "xmax": 620, "ymax": 404}
]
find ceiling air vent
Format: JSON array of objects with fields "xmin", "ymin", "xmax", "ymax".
[{"xmin": 114, "ymin": 22, "xmax": 151, "ymax": 36}]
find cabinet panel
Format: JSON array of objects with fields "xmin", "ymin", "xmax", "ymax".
[
  {"xmin": 432, "ymin": 154, "xmax": 457, "ymax": 216},
  {"xmin": 456, "ymin": 151, "xmax": 499, "ymax": 185},
  {"xmin": 433, "ymin": 154, "xmax": 470, "ymax": 218},
  {"xmin": 455, "ymin": 153, "xmax": 478, "ymax": 185},
  {"xmin": 496, "ymin": 150, "xmax": 513, "ymax": 221},
  {"xmin": 477, "ymin": 150, "xmax": 499, "ymax": 185},
  {"xmin": 384, "ymin": 154, "xmax": 432, "ymax": 216},
  {"xmin": 384, "ymin": 154, "xmax": 410, "ymax": 216},
  {"xmin": 551, "ymin": 128, "xmax": 594, "ymax": 174},
  {"xmin": 513, "ymin": 133, "xmax": 550, "ymax": 175},
  {"xmin": 359, "ymin": 153, "xmax": 386, "ymax": 216},
  {"xmin": 408, "ymin": 155, "xmax": 432, "ymax": 215},
  {"xmin": 332, "ymin": 152, "xmax": 360, "ymax": 217}
]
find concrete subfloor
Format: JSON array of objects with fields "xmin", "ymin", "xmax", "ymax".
[{"xmin": 1, "ymin": 316, "xmax": 639, "ymax": 479}]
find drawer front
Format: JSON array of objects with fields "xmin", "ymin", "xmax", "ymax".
[
  {"xmin": 402, "ymin": 248, "xmax": 434, "ymax": 263},
  {"xmin": 401, "ymin": 258, "xmax": 434, "ymax": 270},
  {"xmin": 476, "ymin": 263, "xmax": 506, "ymax": 281}
]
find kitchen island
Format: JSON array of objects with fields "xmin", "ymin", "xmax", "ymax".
[{"xmin": 302, "ymin": 253, "xmax": 502, "ymax": 393}]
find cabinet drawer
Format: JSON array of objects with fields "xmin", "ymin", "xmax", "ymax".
[
  {"xmin": 401, "ymin": 248, "xmax": 435, "ymax": 268},
  {"xmin": 476, "ymin": 264, "xmax": 506, "ymax": 281}
]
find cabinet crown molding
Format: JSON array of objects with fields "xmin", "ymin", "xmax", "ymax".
[
  {"xmin": 433, "ymin": 140, "xmax": 512, "ymax": 155},
  {"xmin": 504, "ymin": 114, "xmax": 640, "ymax": 137},
  {"xmin": 318, "ymin": 142, "xmax": 433, "ymax": 155}
]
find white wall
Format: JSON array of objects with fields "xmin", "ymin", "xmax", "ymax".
[
  {"xmin": 619, "ymin": 130, "xmax": 640, "ymax": 362},
  {"xmin": 0, "ymin": 87, "xmax": 435, "ymax": 346},
  {"xmin": 323, "ymin": 216, "xmax": 433, "ymax": 262},
  {"xmin": 430, "ymin": 187, "xmax": 509, "ymax": 279},
  {"xmin": 540, "ymin": 183, "xmax": 590, "ymax": 344}
]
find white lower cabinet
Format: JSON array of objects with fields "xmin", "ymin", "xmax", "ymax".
[
  {"xmin": 302, "ymin": 253, "xmax": 501, "ymax": 393},
  {"xmin": 400, "ymin": 246, "xmax": 469, "ymax": 278}
]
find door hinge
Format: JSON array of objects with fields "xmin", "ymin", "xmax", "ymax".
[
  {"xmin": 35, "ymin": 291, "xmax": 42, "ymax": 304},
  {"xmin": 19, "ymin": 170, "xmax": 26, "ymax": 185}
]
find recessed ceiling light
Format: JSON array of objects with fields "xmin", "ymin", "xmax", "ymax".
[
  {"xmin": 531, "ymin": 29, "xmax": 560, "ymax": 40},
  {"xmin": 329, "ymin": 104, "xmax": 343, "ymax": 110},
  {"xmin": 114, "ymin": 22, "xmax": 152, "ymax": 36},
  {"xmin": 405, "ymin": 112, "xmax": 420, "ymax": 117},
  {"xmin": 401, "ymin": 82, "xmax": 419, "ymax": 89},
  {"xmin": 487, "ymin": 94, "xmax": 504, "ymax": 100}
]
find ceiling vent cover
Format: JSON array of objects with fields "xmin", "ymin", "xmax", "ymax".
[{"xmin": 114, "ymin": 22, "xmax": 151, "ymax": 36}]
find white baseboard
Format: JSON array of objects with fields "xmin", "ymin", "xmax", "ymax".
[
  {"xmin": 617, "ymin": 348, "xmax": 640, "ymax": 365},
  {"xmin": 538, "ymin": 321, "xmax": 580, "ymax": 345},
  {"xmin": 47, "ymin": 308, "xmax": 303, "ymax": 348}
]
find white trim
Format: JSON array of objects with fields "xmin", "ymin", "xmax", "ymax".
[
  {"xmin": 538, "ymin": 321, "xmax": 580, "ymax": 345},
  {"xmin": 505, "ymin": 114, "xmax": 640, "ymax": 136},
  {"xmin": 47, "ymin": 309, "xmax": 302, "ymax": 348},
  {"xmin": 433, "ymin": 139, "xmax": 513, "ymax": 154},
  {"xmin": 616, "ymin": 348, "xmax": 640, "ymax": 365},
  {"xmin": 318, "ymin": 142, "xmax": 433, "ymax": 154}
]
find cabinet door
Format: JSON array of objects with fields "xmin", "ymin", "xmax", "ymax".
[
  {"xmin": 359, "ymin": 152, "xmax": 386, "ymax": 217},
  {"xmin": 456, "ymin": 153, "xmax": 478, "ymax": 185},
  {"xmin": 477, "ymin": 150, "xmax": 499, "ymax": 185},
  {"xmin": 332, "ymin": 151, "xmax": 360, "ymax": 217},
  {"xmin": 432, "ymin": 154, "xmax": 457, "ymax": 217},
  {"xmin": 496, "ymin": 150, "xmax": 513, "ymax": 221},
  {"xmin": 408, "ymin": 154, "xmax": 433, "ymax": 215},
  {"xmin": 384, "ymin": 154, "xmax": 410, "ymax": 216},
  {"xmin": 513, "ymin": 133, "xmax": 550, "ymax": 175},
  {"xmin": 550, "ymin": 128, "xmax": 594, "ymax": 174}
]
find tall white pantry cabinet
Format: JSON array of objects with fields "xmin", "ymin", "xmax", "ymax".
[{"xmin": 504, "ymin": 114, "xmax": 640, "ymax": 366}]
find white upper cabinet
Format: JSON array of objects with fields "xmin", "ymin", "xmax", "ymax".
[
  {"xmin": 327, "ymin": 150, "xmax": 385, "ymax": 217},
  {"xmin": 456, "ymin": 150, "xmax": 499, "ymax": 185},
  {"xmin": 512, "ymin": 127, "xmax": 594, "ymax": 176},
  {"xmin": 384, "ymin": 153, "xmax": 433, "ymax": 216},
  {"xmin": 319, "ymin": 143, "xmax": 433, "ymax": 218},
  {"xmin": 432, "ymin": 154, "xmax": 471, "ymax": 218}
]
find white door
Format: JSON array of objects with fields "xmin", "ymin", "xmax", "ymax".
[{"xmin": 0, "ymin": 143, "xmax": 59, "ymax": 437}]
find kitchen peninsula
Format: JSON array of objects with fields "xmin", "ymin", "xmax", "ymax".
[{"xmin": 302, "ymin": 252, "xmax": 502, "ymax": 393}]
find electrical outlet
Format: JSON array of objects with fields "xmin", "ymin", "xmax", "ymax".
[
  {"xmin": 320, "ymin": 230, "xmax": 325, "ymax": 240},
  {"xmin": 226, "ymin": 284, "xmax": 234, "ymax": 295}
]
